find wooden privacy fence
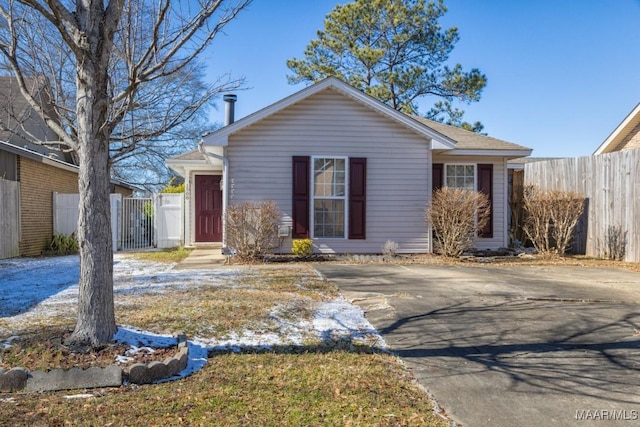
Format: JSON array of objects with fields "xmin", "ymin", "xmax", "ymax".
[
  {"xmin": 0, "ymin": 179, "xmax": 20, "ymax": 259},
  {"xmin": 524, "ymin": 150, "xmax": 640, "ymax": 262}
]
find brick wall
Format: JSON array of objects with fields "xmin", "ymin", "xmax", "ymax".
[
  {"xmin": 18, "ymin": 157, "xmax": 79, "ymax": 256},
  {"xmin": 112, "ymin": 184, "xmax": 133, "ymax": 196},
  {"xmin": 620, "ymin": 121, "xmax": 640, "ymax": 151}
]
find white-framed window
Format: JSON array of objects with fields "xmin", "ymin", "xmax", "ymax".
[
  {"xmin": 312, "ymin": 156, "xmax": 347, "ymax": 238},
  {"xmin": 445, "ymin": 164, "xmax": 476, "ymax": 190}
]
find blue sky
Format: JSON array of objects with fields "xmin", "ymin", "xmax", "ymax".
[{"xmin": 204, "ymin": 0, "xmax": 640, "ymax": 158}]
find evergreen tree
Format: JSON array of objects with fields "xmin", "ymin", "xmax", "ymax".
[{"xmin": 287, "ymin": 0, "xmax": 486, "ymax": 130}]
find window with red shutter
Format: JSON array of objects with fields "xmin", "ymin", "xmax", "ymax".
[
  {"xmin": 348, "ymin": 158, "xmax": 366, "ymax": 239},
  {"xmin": 432, "ymin": 163, "xmax": 443, "ymax": 192},
  {"xmin": 292, "ymin": 156, "xmax": 310, "ymax": 238},
  {"xmin": 294, "ymin": 156, "xmax": 367, "ymax": 240},
  {"xmin": 477, "ymin": 164, "xmax": 493, "ymax": 238}
]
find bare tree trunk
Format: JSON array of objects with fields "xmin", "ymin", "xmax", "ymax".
[
  {"xmin": 67, "ymin": 2, "xmax": 119, "ymax": 345},
  {"xmin": 0, "ymin": 0, "xmax": 248, "ymax": 345},
  {"xmin": 70, "ymin": 106, "xmax": 117, "ymax": 345}
]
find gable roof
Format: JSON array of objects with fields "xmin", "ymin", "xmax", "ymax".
[
  {"xmin": 414, "ymin": 117, "xmax": 531, "ymax": 156},
  {"xmin": 202, "ymin": 77, "xmax": 457, "ymax": 150},
  {"xmin": 593, "ymin": 103, "xmax": 640, "ymax": 155}
]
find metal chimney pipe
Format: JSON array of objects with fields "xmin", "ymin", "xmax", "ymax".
[{"xmin": 223, "ymin": 94, "xmax": 237, "ymax": 126}]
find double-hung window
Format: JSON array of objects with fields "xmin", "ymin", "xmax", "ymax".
[
  {"xmin": 435, "ymin": 163, "xmax": 493, "ymax": 238},
  {"xmin": 313, "ymin": 157, "xmax": 346, "ymax": 238},
  {"xmin": 445, "ymin": 164, "xmax": 476, "ymax": 191},
  {"xmin": 292, "ymin": 156, "xmax": 366, "ymax": 240}
]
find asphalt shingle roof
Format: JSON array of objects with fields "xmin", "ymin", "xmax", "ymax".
[
  {"xmin": 413, "ymin": 117, "xmax": 531, "ymax": 151},
  {"xmin": 170, "ymin": 149, "xmax": 206, "ymax": 161}
]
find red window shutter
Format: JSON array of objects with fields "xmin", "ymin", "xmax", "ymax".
[
  {"xmin": 292, "ymin": 156, "xmax": 310, "ymax": 238},
  {"xmin": 349, "ymin": 157, "xmax": 367, "ymax": 239},
  {"xmin": 432, "ymin": 163, "xmax": 443, "ymax": 192},
  {"xmin": 477, "ymin": 163, "xmax": 493, "ymax": 238}
]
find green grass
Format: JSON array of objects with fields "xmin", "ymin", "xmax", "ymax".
[
  {"xmin": 0, "ymin": 263, "xmax": 448, "ymax": 426},
  {"xmin": 124, "ymin": 246, "xmax": 193, "ymax": 263},
  {"xmin": 0, "ymin": 352, "xmax": 447, "ymax": 427}
]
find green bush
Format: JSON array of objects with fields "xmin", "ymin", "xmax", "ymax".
[
  {"xmin": 162, "ymin": 183, "xmax": 185, "ymax": 193},
  {"xmin": 50, "ymin": 233, "xmax": 79, "ymax": 255},
  {"xmin": 292, "ymin": 239, "xmax": 313, "ymax": 258}
]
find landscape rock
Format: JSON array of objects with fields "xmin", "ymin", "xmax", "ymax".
[
  {"xmin": 127, "ymin": 363, "xmax": 151, "ymax": 384},
  {"xmin": 26, "ymin": 366, "xmax": 122, "ymax": 392},
  {"xmin": 0, "ymin": 367, "xmax": 28, "ymax": 392},
  {"xmin": 127, "ymin": 343, "xmax": 190, "ymax": 384}
]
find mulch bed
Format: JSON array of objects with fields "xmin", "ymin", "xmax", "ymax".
[{"xmin": 0, "ymin": 330, "xmax": 178, "ymax": 372}]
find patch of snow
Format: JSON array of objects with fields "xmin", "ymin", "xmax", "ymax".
[
  {"xmin": 0, "ymin": 253, "xmax": 386, "ymax": 383},
  {"xmin": 113, "ymin": 326, "xmax": 176, "ymax": 349},
  {"xmin": 63, "ymin": 394, "xmax": 95, "ymax": 399},
  {"xmin": 156, "ymin": 341, "xmax": 208, "ymax": 384},
  {"xmin": 114, "ymin": 355, "xmax": 133, "ymax": 364}
]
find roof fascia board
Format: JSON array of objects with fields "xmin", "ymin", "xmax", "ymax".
[
  {"xmin": 203, "ymin": 77, "xmax": 456, "ymax": 149},
  {"xmin": 1, "ymin": 140, "xmax": 137, "ymax": 189},
  {"xmin": 441, "ymin": 149, "xmax": 533, "ymax": 158},
  {"xmin": 593, "ymin": 103, "xmax": 640, "ymax": 155},
  {"xmin": 0, "ymin": 140, "xmax": 78, "ymax": 173},
  {"xmin": 165, "ymin": 159, "xmax": 209, "ymax": 167}
]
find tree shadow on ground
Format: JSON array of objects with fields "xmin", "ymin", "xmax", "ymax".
[
  {"xmin": 0, "ymin": 256, "xmax": 79, "ymax": 317},
  {"xmin": 378, "ymin": 298, "xmax": 640, "ymax": 405}
]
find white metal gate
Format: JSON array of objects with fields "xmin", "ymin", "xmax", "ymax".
[
  {"xmin": 52, "ymin": 193, "xmax": 183, "ymax": 252},
  {"xmin": 121, "ymin": 197, "xmax": 155, "ymax": 250}
]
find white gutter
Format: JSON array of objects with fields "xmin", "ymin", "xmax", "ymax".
[{"xmin": 198, "ymin": 140, "xmax": 229, "ymax": 247}]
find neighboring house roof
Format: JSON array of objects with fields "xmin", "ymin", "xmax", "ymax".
[
  {"xmin": 0, "ymin": 139, "xmax": 77, "ymax": 173},
  {"xmin": 0, "ymin": 76, "xmax": 74, "ymax": 163},
  {"xmin": 593, "ymin": 103, "xmax": 640, "ymax": 155},
  {"xmin": 0, "ymin": 140, "xmax": 136, "ymax": 191}
]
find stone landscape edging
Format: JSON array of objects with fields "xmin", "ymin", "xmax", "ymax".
[{"xmin": 0, "ymin": 334, "xmax": 190, "ymax": 393}]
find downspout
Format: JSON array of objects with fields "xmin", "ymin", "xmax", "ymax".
[{"xmin": 198, "ymin": 140, "xmax": 229, "ymax": 248}]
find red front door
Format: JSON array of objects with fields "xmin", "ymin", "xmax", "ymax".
[{"xmin": 195, "ymin": 175, "xmax": 222, "ymax": 242}]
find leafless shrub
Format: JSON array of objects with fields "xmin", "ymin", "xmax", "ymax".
[
  {"xmin": 226, "ymin": 201, "xmax": 281, "ymax": 261},
  {"xmin": 604, "ymin": 225, "xmax": 627, "ymax": 261},
  {"xmin": 522, "ymin": 186, "xmax": 552, "ymax": 253},
  {"xmin": 427, "ymin": 187, "xmax": 490, "ymax": 257},
  {"xmin": 523, "ymin": 186, "xmax": 585, "ymax": 255}
]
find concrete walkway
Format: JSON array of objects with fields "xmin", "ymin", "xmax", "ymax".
[
  {"xmin": 175, "ymin": 248, "xmax": 226, "ymax": 269},
  {"xmin": 315, "ymin": 263, "xmax": 640, "ymax": 427}
]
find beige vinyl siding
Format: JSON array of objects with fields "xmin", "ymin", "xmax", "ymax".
[
  {"xmin": 226, "ymin": 88, "xmax": 432, "ymax": 254},
  {"xmin": 433, "ymin": 155, "xmax": 508, "ymax": 250}
]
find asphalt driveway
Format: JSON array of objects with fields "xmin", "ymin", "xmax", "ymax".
[{"xmin": 314, "ymin": 263, "xmax": 640, "ymax": 427}]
